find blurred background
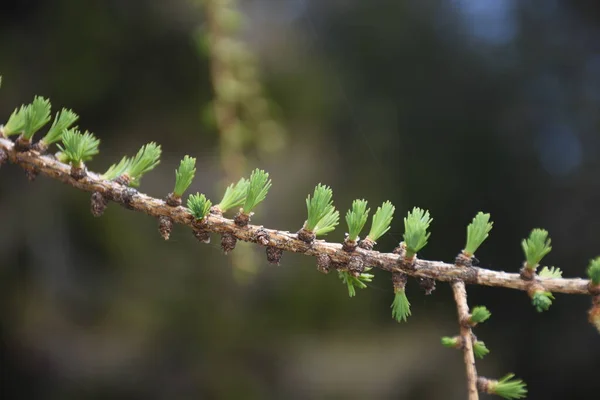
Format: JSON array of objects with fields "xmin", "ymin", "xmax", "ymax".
[{"xmin": 1, "ymin": 0, "xmax": 600, "ymax": 399}]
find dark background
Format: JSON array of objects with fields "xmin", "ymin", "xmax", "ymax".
[{"xmin": 1, "ymin": 0, "xmax": 600, "ymax": 399}]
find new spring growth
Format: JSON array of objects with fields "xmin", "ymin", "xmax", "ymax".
[
  {"xmin": 39, "ymin": 108, "xmax": 79, "ymax": 148},
  {"xmin": 391, "ymin": 288, "xmax": 411, "ymax": 322},
  {"xmin": 187, "ymin": 193, "xmax": 212, "ymax": 221},
  {"xmin": 338, "ymin": 268, "xmax": 374, "ymax": 297},
  {"xmin": 473, "ymin": 341, "xmax": 490, "ymax": 359},
  {"xmin": 173, "ymin": 156, "xmax": 197, "ymax": 198},
  {"xmin": 102, "ymin": 142, "xmax": 162, "ymax": 186},
  {"xmin": 126, "ymin": 142, "xmax": 161, "ymax": 187},
  {"xmin": 391, "ymin": 271, "xmax": 411, "ymax": 323},
  {"xmin": 345, "ymin": 199, "xmax": 370, "ymax": 243},
  {"xmin": 588, "ymin": 258, "xmax": 600, "ymax": 333},
  {"xmin": 469, "ymin": 306, "xmax": 491, "ymax": 325},
  {"xmin": 587, "ymin": 257, "xmax": 600, "ymax": 286},
  {"xmin": 522, "ymin": 229, "xmax": 552, "ymax": 271},
  {"xmin": 241, "ymin": 168, "xmax": 271, "ymax": 214},
  {"xmin": 480, "ymin": 374, "xmax": 528, "ymax": 400},
  {"xmin": 57, "ymin": 128, "xmax": 100, "ymax": 166},
  {"xmin": 303, "ymin": 184, "xmax": 339, "ymax": 236},
  {"xmin": 403, "ymin": 207, "xmax": 433, "ymax": 260},
  {"xmin": 539, "ymin": 266, "xmax": 563, "ymax": 279},
  {"xmin": 363, "ymin": 201, "xmax": 395, "ymax": 247},
  {"xmin": 464, "ymin": 212, "xmax": 493, "ymax": 257},
  {"xmin": 2, "ymin": 96, "xmax": 50, "ymax": 138},
  {"xmin": 215, "ymin": 177, "xmax": 249, "ymax": 213},
  {"xmin": 21, "ymin": 96, "xmax": 51, "ymax": 140}
]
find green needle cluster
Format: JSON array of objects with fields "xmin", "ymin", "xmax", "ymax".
[
  {"xmin": 473, "ymin": 340, "xmax": 490, "ymax": 359},
  {"xmin": 345, "ymin": 199, "xmax": 369, "ymax": 242},
  {"xmin": 242, "ymin": 168, "xmax": 271, "ymax": 214},
  {"xmin": 187, "ymin": 193, "xmax": 212, "ymax": 220},
  {"xmin": 403, "ymin": 207, "xmax": 433, "ymax": 259},
  {"xmin": 464, "ymin": 212, "xmax": 493, "ymax": 256},
  {"xmin": 102, "ymin": 142, "xmax": 162, "ymax": 186},
  {"xmin": 217, "ymin": 178, "xmax": 249, "ymax": 212},
  {"xmin": 539, "ymin": 266, "xmax": 562, "ymax": 278},
  {"xmin": 304, "ymin": 184, "xmax": 339, "ymax": 236},
  {"xmin": 470, "ymin": 306, "xmax": 491, "ymax": 324},
  {"xmin": 173, "ymin": 156, "xmax": 197, "ymax": 197},
  {"xmin": 488, "ymin": 374, "xmax": 528, "ymax": 400},
  {"xmin": 531, "ymin": 291, "xmax": 554, "ymax": 312},
  {"xmin": 57, "ymin": 128, "xmax": 100, "ymax": 165},
  {"xmin": 3, "ymin": 96, "xmax": 51, "ymax": 139},
  {"xmin": 391, "ymin": 289, "xmax": 411, "ymax": 323},
  {"xmin": 365, "ymin": 201, "xmax": 395, "ymax": 242},
  {"xmin": 338, "ymin": 269, "xmax": 373, "ymax": 297},
  {"xmin": 22, "ymin": 96, "xmax": 51, "ymax": 139},
  {"xmin": 41, "ymin": 108, "xmax": 79, "ymax": 146},
  {"xmin": 440, "ymin": 336, "xmax": 459, "ymax": 348},
  {"xmin": 522, "ymin": 229, "xmax": 552, "ymax": 270},
  {"xmin": 587, "ymin": 257, "xmax": 600, "ymax": 285}
]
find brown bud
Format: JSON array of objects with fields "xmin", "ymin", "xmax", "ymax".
[
  {"xmin": 234, "ymin": 210, "xmax": 252, "ymax": 227},
  {"xmin": 193, "ymin": 229, "xmax": 211, "ymax": 243},
  {"xmin": 419, "ymin": 277, "xmax": 436, "ymax": 295},
  {"xmin": 347, "ymin": 254, "xmax": 365, "ymax": 276},
  {"xmin": 316, "ymin": 254, "xmax": 331, "ymax": 274},
  {"xmin": 70, "ymin": 165, "xmax": 86, "ymax": 180},
  {"xmin": 266, "ymin": 246, "xmax": 283, "ymax": 265},
  {"xmin": 221, "ymin": 233, "xmax": 237, "ymax": 254},
  {"xmin": 90, "ymin": 192, "xmax": 108, "ymax": 217},
  {"xmin": 297, "ymin": 228, "xmax": 315, "ymax": 244},
  {"xmin": 358, "ymin": 237, "xmax": 376, "ymax": 250},
  {"xmin": 254, "ymin": 228, "xmax": 270, "ymax": 246},
  {"xmin": 14, "ymin": 135, "xmax": 31, "ymax": 152},
  {"xmin": 158, "ymin": 216, "xmax": 173, "ymax": 240},
  {"xmin": 165, "ymin": 192, "xmax": 182, "ymax": 207}
]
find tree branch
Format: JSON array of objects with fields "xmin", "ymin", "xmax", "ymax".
[
  {"xmin": 451, "ymin": 280, "xmax": 479, "ymax": 400},
  {"xmin": 0, "ymin": 137, "xmax": 593, "ymax": 295}
]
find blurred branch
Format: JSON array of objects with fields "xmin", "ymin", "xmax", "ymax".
[
  {"xmin": 451, "ymin": 280, "xmax": 479, "ymax": 400},
  {"xmin": 0, "ymin": 137, "xmax": 592, "ymax": 296}
]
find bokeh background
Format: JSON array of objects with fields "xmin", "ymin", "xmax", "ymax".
[{"xmin": 1, "ymin": 0, "xmax": 600, "ymax": 399}]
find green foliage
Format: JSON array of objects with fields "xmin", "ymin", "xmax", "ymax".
[
  {"xmin": 305, "ymin": 184, "xmax": 336, "ymax": 232},
  {"xmin": 22, "ymin": 96, "xmax": 51, "ymax": 139},
  {"xmin": 313, "ymin": 207, "xmax": 339, "ymax": 236},
  {"xmin": 539, "ymin": 266, "xmax": 562, "ymax": 279},
  {"xmin": 42, "ymin": 108, "xmax": 79, "ymax": 145},
  {"xmin": 391, "ymin": 289, "xmax": 411, "ymax": 322},
  {"xmin": 242, "ymin": 168, "xmax": 271, "ymax": 213},
  {"xmin": 174, "ymin": 155, "xmax": 197, "ymax": 197},
  {"xmin": 338, "ymin": 269, "xmax": 374, "ymax": 297},
  {"xmin": 531, "ymin": 291, "xmax": 554, "ymax": 312},
  {"xmin": 464, "ymin": 212, "xmax": 493, "ymax": 256},
  {"xmin": 587, "ymin": 257, "xmax": 600, "ymax": 285},
  {"xmin": 127, "ymin": 142, "xmax": 162, "ymax": 186},
  {"xmin": 403, "ymin": 207, "xmax": 433, "ymax": 258},
  {"xmin": 366, "ymin": 200, "xmax": 395, "ymax": 242},
  {"xmin": 522, "ymin": 229, "xmax": 552, "ymax": 269},
  {"xmin": 441, "ymin": 336, "xmax": 459, "ymax": 348},
  {"xmin": 57, "ymin": 129, "xmax": 100, "ymax": 165},
  {"xmin": 3, "ymin": 104, "xmax": 28, "ymax": 136},
  {"xmin": 489, "ymin": 374, "xmax": 527, "ymax": 399},
  {"xmin": 473, "ymin": 341, "xmax": 490, "ymax": 359},
  {"xmin": 345, "ymin": 199, "xmax": 370, "ymax": 241},
  {"xmin": 470, "ymin": 306, "xmax": 491, "ymax": 324},
  {"xmin": 217, "ymin": 177, "xmax": 249, "ymax": 212},
  {"xmin": 187, "ymin": 193, "xmax": 212, "ymax": 220},
  {"xmin": 102, "ymin": 156, "xmax": 131, "ymax": 181}
]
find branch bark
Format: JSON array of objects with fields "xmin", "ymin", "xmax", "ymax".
[
  {"xmin": 0, "ymin": 137, "xmax": 593, "ymax": 295},
  {"xmin": 452, "ymin": 281, "xmax": 479, "ymax": 400}
]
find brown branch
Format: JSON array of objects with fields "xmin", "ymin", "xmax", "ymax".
[
  {"xmin": 0, "ymin": 137, "xmax": 594, "ymax": 295},
  {"xmin": 451, "ymin": 281, "xmax": 479, "ymax": 400}
]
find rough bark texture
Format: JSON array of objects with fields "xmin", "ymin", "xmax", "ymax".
[{"xmin": 0, "ymin": 137, "xmax": 594, "ymax": 295}]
